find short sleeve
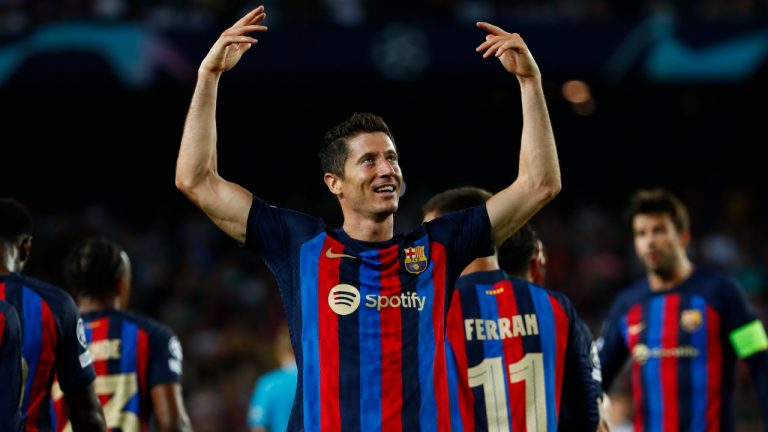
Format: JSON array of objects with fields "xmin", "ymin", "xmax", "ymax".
[
  {"xmin": 148, "ymin": 326, "xmax": 183, "ymax": 388},
  {"xmin": 55, "ymin": 298, "xmax": 96, "ymax": 392}
]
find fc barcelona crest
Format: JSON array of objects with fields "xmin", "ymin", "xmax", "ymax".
[
  {"xmin": 680, "ymin": 309, "xmax": 703, "ymax": 333},
  {"xmin": 404, "ymin": 246, "xmax": 428, "ymax": 274}
]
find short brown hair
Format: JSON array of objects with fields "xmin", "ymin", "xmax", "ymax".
[
  {"xmin": 319, "ymin": 113, "xmax": 395, "ymax": 177},
  {"xmin": 626, "ymin": 188, "xmax": 690, "ymax": 232},
  {"xmin": 422, "ymin": 187, "xmax": 492, "ymax": 218}
]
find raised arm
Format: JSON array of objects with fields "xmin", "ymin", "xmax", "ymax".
[
  {"xmin": 175, "ymin": 7, "xmax": 268, "ymax": 243},
  {"xmin": 475, "ymin": 22, "xmax": 561, "ymax": 246}
]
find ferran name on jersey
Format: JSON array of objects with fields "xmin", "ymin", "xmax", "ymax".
[{"xmin": 403, "ymin": 246, "xmax": 428, "ymax": 274}]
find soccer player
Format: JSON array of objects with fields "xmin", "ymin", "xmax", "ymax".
[
  {"xmin": 598, "ymin": 188, "xmax": 768, "ymax": 431},
  {"xmin": 52, "ymin": 236, "xmax": 191, "ymax": 431},
  {"xmin": 247, "ymin": 323, "xmax": 298, "ymax": 432},
  {"xmin": 1, "ymin": 299, "xmax": 24, "ymax": 432},
  {"xmin": 175, "ymin": 6, "xmax": 561, "ymax": 430},
  {"xmin": 176, "ymin": 6, "xmax": 560, "ymax": 432},
  {"xmin": 0, "ymin": 198, "xmax": 105, "ymax": 431},
  {"xmin": 423, "ymin": 187, "xmax": 603, "ymax": 432}
]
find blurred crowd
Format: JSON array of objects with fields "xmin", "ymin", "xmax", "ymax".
[
  {"xmin": 1, "ymin": 0, "xmax": 766, "ymax": 36},
  {"xmin": 18, "ymin": 185, "xmax": 768, "ymax": 431}
]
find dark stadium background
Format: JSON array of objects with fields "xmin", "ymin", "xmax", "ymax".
[{"xmin": 1, "ymin": 3, "xmax": 766, "ymax": 429}]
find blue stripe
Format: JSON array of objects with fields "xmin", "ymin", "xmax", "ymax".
[
  {"xmin": 121, "ymin": 321, "xmax": 140, "ymax": 415},
  {"xmin": 456, "ymin": 284, "xmax": 486, "ymax": 430},
  {"xmin": 300, "ymin": 233, "xmax": 326, "ymax": 432},
  {"xmin": 528, "ymin": 286, "xmax": 558, "ymax": 430},
  {"xmin": 689, "ymin": 296, "xmax": 708, "ymax": 432},
  {"xmin": 644, "ymin": 296, "xmax": 665, "ymax": 432},
  {"xmin": 475, "ymin": 283, "xmax": 511, "ymax": 432},
  {"xmin": 358, "ymin": 249, "xmax": 383, "ymax": 431},
  {"xmin": 416, "ymin": 252, "xmax": 437, "ymax": 432},
  {"xmin": 21, "ymin": 287, "xmax": 43, "ymax": 413},
  {"xmin": 445, "ymin": 342, "xmax": 464, "ymax": 432}
]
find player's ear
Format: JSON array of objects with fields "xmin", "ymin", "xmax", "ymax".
[
  {"xmin": 324, "ymin": 173, "xmax": 343, "ymax": 196},
  {"xmin": 18, "ymin": 235, "xmax": 32, "ymax": 269},
  {"xmin": 679, "ymin": 227, "xmax": 691, "ymax": 248}
]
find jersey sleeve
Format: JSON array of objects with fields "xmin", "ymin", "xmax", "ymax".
[
  {"xmin": 244, "ymin": 196, "xmax": 325, "ymax": 261},
  {"xmin": 557, "ymin": 294, "xmax": 600, "ymax": 431},
  {"xmin": 597, "ymin": 295, "xmax": 629, "ymax": 392},
  {"xmin": 425, "ymin": 204, "xmax": 493, "ymax": 284},
  {"xmin": 147, "ymin": 325, "xmax": 183, "ymax": 388},
  {"xmin": 717, "ymin": 277, "xmax": 767, "ymax": 359},
  {"xmin": 247, "ymin": 376, "xmax": 272, "ymax": 428},
  {"xmin": 0, "ymin": 303, "xmax": 24, "ymax": 432},
  {"xmin": 55, "ymin": 296, "xmax": 96, "ymax": 392}
]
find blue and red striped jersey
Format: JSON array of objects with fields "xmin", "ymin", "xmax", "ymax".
[
  {"xmin": 244, "ymin": 196, "xmax": 493, "ymax": 431},
  {"xmin": 0, "ymin": 273, "xmax": 95, "ymax": 431},
  {"xmin": 51, "ymin": 308, "xmax": 183, "ymax": 431},
  {"xmin": 445, "ymin": 270, "xmax": 601, "ymax": 432},
  {"xmin": 599, "ymin": 269, "xmax": 768, "ymax": 432},
  {"xmin": 1, "ymin": 299, "xmax": 24, "ymax": 432}
]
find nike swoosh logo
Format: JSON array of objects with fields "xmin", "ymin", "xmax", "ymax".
[
  {"xmin": 628, "ymin": 323, "xmax": 645, "ymax": 336},
  {"xmin": 325, "ymin": 247, "xmax": 356, "ymax": 259}
]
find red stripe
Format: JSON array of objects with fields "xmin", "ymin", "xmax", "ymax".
[
  {"xmin": 705, "ymin": 307, "xmax": 721, "ymax": 432},
  {"xmin": 379, "ymin": 244, "xmax": 403, "ymax": 432},
  {"xmin": 446, "ymin": 290, "xmax": 474, "ymax": 430},
  {"xmin": 52, "ymin": 375, "xmax": 69, "ymax": 432},
  {"xmin": 26, "ymin": 301, "xmax": 58, "ymax": 429},
  {"xmin": 90, "ymin": 317, "xmax": 110, "ymax": 377},
  {"xmin": 661, "ymin": 294, "xmax": 680, "ymax": 432},
  {"xmin": 495, "ymin": 280, "xmax": 525, "ymax": 432},
  {"xmin": 429, "ymin": 242, "xmax": 451, "ymax": 432},
  {"xmin": 319, "ymin": 237, "xmax": 342, "ymax": 431},
  {"xmin": 0, "ymin": 315, "xmax": 6, "ymax": 347},
  {"xmin": 136, "ymin": 328, "xmax": 150, "ymax": 431},
  {"xmin": 626, "ymin": 304, "xmax": 644, "ymax": 432},
  {"xmin": 548, "ymin": 295, "xmax": 569, "ymax": 420},
  {"xmin": 0, "ymin": 281, "xmax": 6, "ymax": 300}
]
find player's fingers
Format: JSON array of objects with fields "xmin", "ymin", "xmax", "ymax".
[
  {"xmin": 233, "ymin": 6, "xmax": 264, "ymax": 27},
  {"xmin": 475, "ymin": 36, "xmax": 499, "ymax": 53},
  {"xmin": 476, "ymin": 21, "xmax": 508, "ymax": 36},
  {"xmin": 495, "ymin": 39, "xmax": 525, "ymax": 57},
  {"xmin": 218, "ymin": 35, "xmax": 258, "ymax": 48},
  {"xmin": 482, "ymin": 39, "xmax": 507, "ymax": 58}
]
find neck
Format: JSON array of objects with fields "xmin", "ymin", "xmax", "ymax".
[
  {"xmin": 460, "ymin": 256, "xmax": 499, "ymax": 277},
  {"xmin": 78, "ymin": 296, "xmax": 119, "ymax": 313},
  {"xmin": 648, "ymin": 257, "xmax": 694, "ymax": 291},
  {"xmin": 342, "ymin": 213, "xmax": 394, "ymax": 242}
]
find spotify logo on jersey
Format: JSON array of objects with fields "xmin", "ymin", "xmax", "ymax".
[{"xmin": 328, "ymin": 284, "xmax": 361, "ymax": 315}]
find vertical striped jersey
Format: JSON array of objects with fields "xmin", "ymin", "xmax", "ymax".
[
  {"xmin": 598, "ymin": 269, "xmax": 768, "ymax": 432},
  {"xmin": 244, "ymin": 197, "xmax": 493, "ymax": 432},
  {"xmin": 446, "ymin": 270, "xmax": 601, "ymax": 432},
  {"xmin": 51, "ymin": 308, "xmax": 183, "ymax": 431},
  {"xmin": 1, "ymin": 299, "xmax": 24, "ymax": 432},
  {"xmin": 0, "ymin": 273, "xmax": 95, "ymax": 432}
]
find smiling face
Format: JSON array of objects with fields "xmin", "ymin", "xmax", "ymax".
[
  {"xmin": 325, "ymin": 131, "xmax": 403, "ymax": 221},
  {"xmin": 632, "ymin": 212, "xmax": 689, "ymax": 278}
]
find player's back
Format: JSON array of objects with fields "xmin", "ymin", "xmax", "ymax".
[
  {"xmin": 0, "ymin": 272, "xmax": 95, "ymax": 431},
  {"xmin": 446, "ymin": 269, "xmax": 599, "ymax": 431},
  {"xmin": 1, "ymin": 299, "xmax": 24, "ymax": 432},
  {"xmin": 52, "ymin": 308, "xmax": 183, "ymax": 431}
]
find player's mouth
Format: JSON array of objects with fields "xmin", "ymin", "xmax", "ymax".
[{"xmin": 373, "ymin": 184, "xmax": 397, "ymax": 195}]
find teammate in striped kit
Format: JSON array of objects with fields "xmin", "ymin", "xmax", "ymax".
[
  {"xmin": 0, "ymin": 198, "xmax": 105, "ymax": 431},
  {"xmin": 1, "ymin": 299, "xmax": 24, "ymax": 432},
  {"xmin": 51, "ymin": 237, "xmax": 191, "ymax": 431},
  {"xmin": 175, "ymin": 6, "xmax": 561, "ymax": 430},
  {"xmin": 598, "ymin": 188, "xmax": 768, "ymax": 431},
  {"xmin": 423, "ymin": 187, "xmax": 603, "ymax": 432}
]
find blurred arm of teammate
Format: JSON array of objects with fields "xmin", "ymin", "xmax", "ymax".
[
  {"xmin": 475, "ymin": 22, "xmax": 561, "ymax": 246},
  {"xmin": 66, "ymin": 384, "xmax": 106, "ymax": 431},
  {"xmin": 151, "ymin": 383, "xmax": 192, "ymax": 432},
  {"xmin": 175, "ymin": 6, "xmax": 269, "ymax": 243}
]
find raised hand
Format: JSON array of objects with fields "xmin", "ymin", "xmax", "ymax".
[
  {"xmin": 200, "ymin": 6, "xmax": 268, "ymax": 75},
  {"xmin": 475, "ymin": 22, "xmax": 540, "ymax": 80}
]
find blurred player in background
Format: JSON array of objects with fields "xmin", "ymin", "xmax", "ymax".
[
  {"xmin": 1, "ymin": 299, "xmax": 24, "ymax": 431},
  {"xmin": 52, "ymin": 236, "xmax": 191, "ymax": 431},
  {"xmin": 598, "ymin": 188, "xmax": 768, "ymax": 431},
  {"xmin": 423, "ymin": 187, "xmax": 604, "ymax": 431},
  {"xmin": 175, "ymin": 5, "xmax": 560, "ymax": 430},
  {"xmin": 247, "ymin": 323, "xmax": 297, "ymax": 432},
  {"xmin": 0, "ymin": 198, "xmax": 105, "ymax": 431}
]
